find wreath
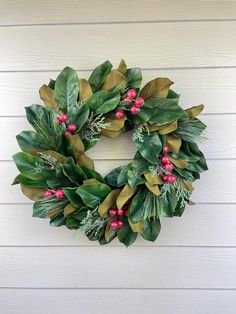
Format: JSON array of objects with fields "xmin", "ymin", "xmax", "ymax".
[{"xmin": 12, "ymin": 59, "xmax": 208, "ymax": 246}]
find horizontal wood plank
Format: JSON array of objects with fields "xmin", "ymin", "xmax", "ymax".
[
  {"xmin": 0, "ymin": 204, "xmax": 235, "ymax": 247},
  {"xmin": 1, "ymin": 67, "xmax": 236, "ymax": 116},
  {"xmin": 1, "ymin": 115, "xmax": 235, "ymax": 160},
  {"xmin": 0, "ymin": 289, "xmax": 235, "ymax": 314},
  {"xmin": 0, "ymin": 246, "xmax": 236, "ymax": 288},
  {"xmin": 1, "ymin": 22, "xmax": 236, "ymax": 71},
  {"xmin": 1, "ymin": 0, "xmax": 236, "ymax": 26},
  {"xmin": 2, "ymin": 159, "xmax": 236, "ymax": 204}
]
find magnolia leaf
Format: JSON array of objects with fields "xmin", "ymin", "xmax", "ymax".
[
  {"xmin": 33, "ymin": 197, "xmax": 68, "ymax": 218},
  {"xmin": 55, "ymin": 67, "xmax": 79, "ymax": 112},
  {"xmin": 67, "ymin": 103, "xmax": 90, "ymax": 131},
  {"xmin": 134, "ymin": 131, "xmax": 162, "ymax": 164},
  {"xmin": 145, "ymin": 182, "xmax": 161, "ymax": 196},
  {"xmin": 158, "ymin": 120, "xmax": 178, "ymax": 135},
  {"xmin": 13, "ymin": 174, "xmax": 48, "ymax": 188},
  {"xmin": 144, "ymin": 172, "xmax": 162, "ymax": 185},
  {"xmin": 116, "ymin": 184, "xmax": 135, "ymax": 209},
  {"xmin": 101, "ymin": 129, "xmax": 122, "ymax": 138},
  {"xmin": 169, "ymin": 157, "xmax": 189, "ymax": 169},
  {"xmin": 65, "ymin": 134, "xmax": 85, "ymax": 158},
  {"xmin": 16, "ymin": 131, "xmax": 43, "ymax": 153},
  {"xmin": 101, "ymin": 70, "xmax": 127, "ymax": 92},
  {"xmin": 44, "ymin": 150, "xmax": 67, "ymax": 163},
  {"xmin": 125, "ymin": 68, "xmax": 142, "ymax": 89},
  {"xmin": 64, "ymin": 204, "xmax": 77, "ymax": 217},
  {"xmin": 98, "ymin": 189, "xmax": 121, "ymax": 217},
  {"xmin": 186, "ymin": 104, "xmax": 204, "ymax": 118},
  {"xmin": 88, "ymin": 60, "xmax": 113, "ymax": 92},
  {"xmin": 105, "ymin": 223, "xmax": 116, "ymax": 242},
  {"xmin": 128, "ymin": 219, "xmax": 144, "ymax": 232},
  {"xmin": 141, "ymin": 218, "xmax": 161, "ymax": 242},
  {"xmin": 21, "ymin": 185, "xmax": 44, "ymax": 201},
  {"xmin": 63, "ymin": 187, "xmax": 84, "ymax": 208},
  {"xmin": 39, "ymin": 84, "xmax": 60, "ymax": 113},
  {"xmin": 117, "ymin": 59, "xmax": 127, "ymax": 74},
  {"xmin": 87, "ymin": 90, "xmax": 120, "ymax": 115},
  {"xmin": 166, "ymin": 135, "xmax": 182, "ymax": 153},
  {"xmin": 79, "ymin": 79, "xmax": 93, "ymax": 102},
  {"xmin": 117, "ymin": 221, "xmax": 137, "ymax": 247},
  {"xmin": 140, "ymin": 78, "xmax": 173, "ymax": 99},
  {"xmin": 76, "ymin": 182, "xmax": 111, "ymax": 208},
  {"xmin": 77, "ymin": 153, "xmax": 94, "ymax": 169}
]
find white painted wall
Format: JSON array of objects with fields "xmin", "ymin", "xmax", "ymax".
[{"xmin": 0, "ymin": 1, "xmax": 236, "ymax": 313}]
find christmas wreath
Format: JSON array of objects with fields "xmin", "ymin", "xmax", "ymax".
[{"xmin": 12, "ymin": 59, "xmax": 208, "ymax": 246}]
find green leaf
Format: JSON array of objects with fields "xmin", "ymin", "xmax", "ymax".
[
  {"xmin": 117, "ymin": 221, "xmax": 137, "ymax": 247},
  {"xmin": 41, "ymin": 165, "xmax": 75, "ymax": 189},
  {"xmin": 131, "ymin": 152, "xmax": 153, "ymax": 178},
  {"xmin": 33, "ymin": 197, "xmax": 68, "ymax": 218},
  {"xmin": 87, "ymin": 90, "xmax": 120, "ymax": 114},
  {"xmin": 134, "ymin": 132, "xmax": 162, "ymax": 164},
  {"xmin": 55, "ymin": 67, "xmax": 79, "ymax": 112},
  {"xmin": 88, "ymin": 60, "xmax": 113, "ymax": 92},
  {"xmin": 129, "ymin": 188, "xmax": 157, "ymax": 223},
  {"xmin": 63, "ymin": 157, "xmax": 87, "ymax": 184},
  {"xmin": 13, "ymin": 174, "xmax": 48, "ymax": 188},
  {"xmin": 63, "ymin": 187, "xmax": 85, "ymax": 208},
  {"xmin": 125, "ymin": 68, "xmax": 142, "ymax": 89},
  {"xmin": 159, "ymin": 190, "xmax": 178, "ymax": 217},
  {"xmin": 127, "ymin": 168, "xmax": 145, "ymax": 190},
  {"xmin": 146, "ymin": 97, "xmax": 185, "ymax": 125},
  {"xmin": 50, "ymin": 215, "xmax": 66, "ymax": 227},
  {"xmin": 67, "ymin": 103, "xmax": 90, "ymax": 131},
  {"xmin": 16, "ymin": 131, "xmax": 43, "ymax": 152},
  {"xmin": 141, "ymin": 218, "xmax": 161, "ymax": 242},
  {"xmin": 13, "ymin": 152, "xmax": 46, "ymax": 181},
  {"xmin": 81, "ymin": 166, "xmax": 105, "ymax": 183},
  {"xmin": 76, "ymin": 183, "xmax": 111, "ymax": 208},
  {"xmin": 105, "ymin": 164, "xmax": 129, "ymax": 187},
  {"xmin": 25, "ymin": 104, "xmax": 56, "ymax": 130}
]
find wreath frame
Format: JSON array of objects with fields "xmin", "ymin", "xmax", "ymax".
[{"xmin": 12, "ymin": 59, "xmax": 208, "ymax": 246}]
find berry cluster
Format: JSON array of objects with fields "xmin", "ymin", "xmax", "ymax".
[
  {"xmin": 44, "ymin": 189, "xmax": 64, "ymax": 198},
  {"xmin": 108, "ymin": 207, "xmax": 128, "ymax": 230},
  {"xmin": 115, "ymin": 89, "xmax": 144, "ymax": 119},
  {"xmin": 56, "ymin": 114, "xmax": 77, "ymax": 135},
  {"xmin": 161, "ymin": 145, "xmax": 176, "ymax": 184}
]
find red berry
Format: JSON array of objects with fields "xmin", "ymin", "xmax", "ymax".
[
  {"xmin": 55, "ymin": 190, "xmax": 64, "ymax": 198},
  {"xmin": 108, "ymin": 208, "xmax": 117, "ymax": 217},
  {"xmin": 117, "ymin": 208, "xmax": 124, "ymax": 216},
  {"xmin": 167, "ymin": 174, "xmax": 176, "ymax": 184},
  {"xmin": 67, "ymin": 124, "xmax": 77, "ymax": 133},
  {"xmin": 130, "ymin": 105, "xmax": 140, "ymax": 115},
  {"xmin": 56, "ymin": 118, "xmax": 62, "ymax": 125},
  {"xmin": 115, "ymin": 110, "xmax": 125, "ymax": 119},
  {"xmin": 162, "ymin": 174, "xmax": 169, "ymax": 183},
  {"xmin": 59, "ymin": 114, "xmax": 68, "ymax": 122},
  {"xmin": 123, "ymin": 96, "xmax": 133, "ymax": 104},
  {"xmin": 44, "ymin": 190, "xmax": 53, "ymax": 197},
  {"xmin": 163, "ymin": 145, "xmax": 169, "ymax": 154},
  {"xmin": 135, "ymin": 97, "xmax": 144, "ymax": 107},
  {"xmin": 127, "ymin": 89, "xmax": 137, "ymax": 99},
  {"xmin": 161, "ymin": 155, "xmax": 170, "ymax": 165},
  {"xmin": 124, "ymin": 209, "xmax": 129, "ymax": 216},
  {"xmin": 165, "ymin": 163, "xmax": 173, "ymax": 172},
  {"xmin": 64, "ymin": 130, "xmax": 71, "ymax": 136},
  {"xmin": 117, "ymin": 219, "xmax": 124, "ymax": 228},
  {"xmin": 110, "ymin": 220, "xmax": 118, "ymax": 229}
]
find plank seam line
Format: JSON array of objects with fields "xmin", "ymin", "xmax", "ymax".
[
  {"xmin": 1, "ymin": 65, "xmax": 236, "ymax": 73},
  {"xmin": 0, "ymin": 18, "xmax": 236, "ymax": 28},
  {"xmin": 0, "ymin": 287, "xmax": 236, "ymax": 291},
  {"xmin": 1, "ymin": 245, "xmax": 236, "ymax": 248}
]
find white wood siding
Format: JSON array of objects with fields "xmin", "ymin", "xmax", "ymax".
[{"xmin": 0, "ymin": 1, "xmax": 235, "ymax": 313}]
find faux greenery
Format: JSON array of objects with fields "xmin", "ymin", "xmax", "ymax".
[{"xmin": 12, "ymin": 59, "xmax": 208, "ymax": 246}]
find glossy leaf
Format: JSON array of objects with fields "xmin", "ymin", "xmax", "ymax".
[
  {"xmin": 55, "ymin": 67, "xmax": 79, "ymax": 112},
  {"xmin": 88, "ymin": 60, "xmax": 113, "ymax": 92},
  {"xmin": 87, "ymin": 90, "xmax": 120, "ymax": 114},
  {"xmin": 141, "ymin": 218, "xmax": 161, "ymax": 242},
  {"xmin": 33, "ymin": 197, "xmax": 68, "ymax": 218},
  {"xmin": 134, "ymin": 131, "xmax": 162, "ymax": 164},
  {"xmin": 67, "ymin": 103, "xmax": 90, "ymax": 131},
  {"xmin": 16, "ymin": 131, "xmax": 43, "ymax": 152},
  {"xmin": 125, "ymin": 68, "xmax": 142, "ymax": 89},
  {"xmin": 76, "ymin": 183, "xmax": 111, "ymax": 208},
  {"xmin": 117, "ymin": 220, "xmax": 137, "ymax": 247}
]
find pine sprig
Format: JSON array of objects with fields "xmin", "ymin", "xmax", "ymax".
[
  {"xmin": 75, "ymin": 208, "xmax": 106, "ymax": 237},
  {"xmin": 173, "ymin": 118, "xmax": 206, "ymax": 143},
  {"xmin": 33, "ymin": 117, "xmax": 63, "ymax": 151},
  {"xmin": 80, "ymin": 113, "xmax": 111, "ymax": 142}
]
